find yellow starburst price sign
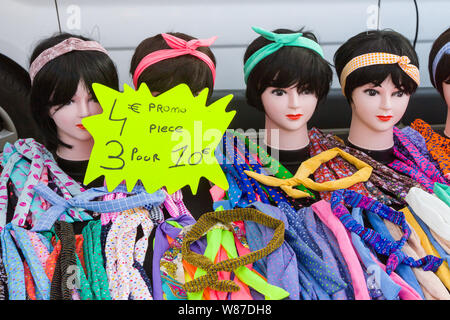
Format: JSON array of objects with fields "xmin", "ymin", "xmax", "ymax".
[{"xmin": 82, "ymin": 83, "xmax": 236, "ymax": 194}]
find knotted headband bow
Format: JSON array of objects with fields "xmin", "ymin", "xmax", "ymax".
[
  {"xmin": 30, "ymin": 182, "xmax": 165, "ymax": 232},
  {"xmin": 244, "ymin": 26, "xmax": 325, "ymax": 83},
  {"xmin": 29, "ymin": 37, "xmax": 108, "ymax": 82},
  {"xmin": 133, "ymin": 33, "xmax": 217, "ymax": 89},
  {"xmin": 339, "ymin": 52, "xmax": 420, "ymax": 95},
  {"xmin": 244, "ymin": 147, "xmax": 373, "ymax": 198},
  {"xmin": 431, "ymin": 42, "xmax": 450, "ymax": 85}
]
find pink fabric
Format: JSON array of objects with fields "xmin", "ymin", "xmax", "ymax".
[
  {"xmin": 210, "ymin": 185, "xmax": 226, "ymax": 202},
  {"xmin": 132, "ymin": 33, "xmax": 217, "ymax": 88},
  {"xmin": 162, "ymin": 188, "xmax": 193, "ymax": 218},
  {"xmin": 101, "ymin": 192, "xmax": 126, "ymax": 225},
  {"xmin": 29, "ymin": 37, "xmax": 108, "ymax": 82},
  {"xmin": 311, "ymin": 200, "xmax": 371, "ymax": 300}
]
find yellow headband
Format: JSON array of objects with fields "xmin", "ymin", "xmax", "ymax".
[
  {"xmin": 339, "ymin": 52, "xmax": 420, "ymax": 95},
  {"xmin": 244, "ymin": 147, "xmax": 373, "ymax": 199}
]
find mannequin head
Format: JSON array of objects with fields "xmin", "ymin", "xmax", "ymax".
[
  {"xmin": 334, "ymin": 29, "xmax": 419, "ymax": 150},
  {"xmin": 30, "ymin": 33, "xmax": 119, "ymax": 160},
  {"xmin": 428, "ymin": 27, "xmax": 450, "ymax": 137},
  {"xmin": 130, "ymin": 32, "xmax": 216, "ymax": 98},
  {"xmin": 244, "ymin": 27, "xmax": 332, "ymax": 150}
]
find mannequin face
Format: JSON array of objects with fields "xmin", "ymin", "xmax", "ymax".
[
  {"xmin": 49, "ymin": 81, "xmax": 102, "ymax": 146},
  {"xmin": 350, "ymin": 75, "xmax": 411, "ymax": 132},
  {"xmin": 261, "ymin": 84, "xmax": 318, "ymax": 131}
]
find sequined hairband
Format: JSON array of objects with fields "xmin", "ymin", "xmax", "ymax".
[
  {"xmin": 29, "ymin": 37, "xmax": 108, "ymax": 83},
  {"xmin": 432, "ymin": 42, "xmax": 450, "ymax": 85},
  {"xmin": 244, "ymin": 26, "xmax": 325, "ymax": 84},
  {"xmin": 339, "ymin": 52, "xmax": 420, "ymax": 95},
  {"xmin": 132, "ymin": 33, "xmax": 217, "ymax": 89}
]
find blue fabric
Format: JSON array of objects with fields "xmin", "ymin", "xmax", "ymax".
[
  {"xmin": 31, "ymin": 182, "xmax": 165, "ymax": 232},
  {"xmin": 313, "ymin": 213, "xmax": 355, "ymax": 299},
  {"xmin": 408, "ymin": 206, "xmax": 450, "ymax": 266},
  {"xmin": 218, "ymin": 133, "xmax": 296, "ymax": 210},
  {"xmin": 365, "ymin": 208, "xmax": 425, "ymax": 299},
  {"xmin": 277, "ymin": 202, "xmax": 348, "ymax": 299},
  {"xmin": 330, "ymin": 189, "xmax": 443, "ymax": 275},
  {"xmin": 0, "ymin": 223, "xmax": 26, "ymax": 299},
  {"xmin": 350, "ymin": 208, "xmax": 401, "ymax": 300},
  {"xmin": 12, "ymin": 225, "xmax": 51, "ymax": 300},
  {"xmin": 245, "ymin": 201, "xmax": 300, "ymax": 300},
  {"xmin": 300, "ymin": 206, "xmax": 353, "ymax": 300}
]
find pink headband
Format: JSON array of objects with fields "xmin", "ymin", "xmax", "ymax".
[
  {"xmin": 29, "ymin": 37, "xmax": 108, "ymax": 82},
  {"xmin": 132, "ymin": 33, "xmax": 217, "ymax": 89}
]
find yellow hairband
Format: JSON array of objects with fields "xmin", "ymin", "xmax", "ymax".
[
  {"xmin": 339, "ymin": 52, "xmax": 420, "ymax": 95},
  {"xmin": 244, "ymin": 147, "xmax": 373, "ymax": 198}
]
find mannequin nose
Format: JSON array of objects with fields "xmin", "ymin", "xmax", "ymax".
[
  {"xmin": 78, "ymin": 101, "xmax": 91, "ymax": 117},
  {"xmin": 288, "ymin": 92, "xmax": 301, "ymax": 108},
  {"xmin": 380, "ymin": 93, "xmax": 393, "ymax": 111}
]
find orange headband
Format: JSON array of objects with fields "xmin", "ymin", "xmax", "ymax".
[{"xmin": 339, "ymin": 52, "xmax": 420, "ymax": 95}]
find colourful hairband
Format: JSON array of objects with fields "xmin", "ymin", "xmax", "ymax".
[
  {"xmin": 339, "ymin": 52, "xmax": 420, "ymax": 95},
  {"xmin": 243, "ymin": 26, "xmax": 325, "ymax": 84},
  {"xmin": 432, "ymin": 42, "xmax": 450, "ymax": 85},
  {"xmin": 132, "ymin": 33, "xmax": 217, "ymax": 89},
  {"xmin": 29, "ymin": 37, "xmax": 108, "ymax": 83}
]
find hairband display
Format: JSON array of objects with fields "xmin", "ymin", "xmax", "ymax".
[
  {"xmin": 243, "ymin": 26, "xmax": 325, "ymax": 84},
  {"xmin": 431, "ymin": 42, "xmax": 450, "ymax": 85},
  {"xmin": 339, "ymin": 52, "xmax": 420, "ymax": 95},
  {"xmin": 29, "ymin": 37, "xmax": 108, "ymax": 83},
  {"xmin": 132, "ymin": 33, "xmax": 217, "ymax": 89}
]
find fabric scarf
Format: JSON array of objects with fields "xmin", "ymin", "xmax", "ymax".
[
  {"xmin": 405, "ymin": 187, "xmax": 450, "ymax": 241},
  {"xmin": 330, "ymin": 189, "xmax": 443, "ymax": 275},
  {"xmin": 411, "ymin": 119, "xmax": 450, "ymax": 178},
  {"xmin": 0, "ymin": 139, "xmax": 88, "ymax": 230},
  {"xmin": 389, "ymin": 126, "xmax": 448, "ymax": 192},
  {"xmin": 105, "ymin": 208, "xmax": 154, "ymax": 300}
]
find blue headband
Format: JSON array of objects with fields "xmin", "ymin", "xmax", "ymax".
[{"xmin": 432, "ymin": 42, "xmax": 450, "ymax": 85}]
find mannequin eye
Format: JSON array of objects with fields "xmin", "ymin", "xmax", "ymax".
[
  {"xmin": 271, "ymin": 89, "xmax": 286, "ymax": 96},
  {"xmin": 363, "ymin": 89, "xmax": 378, "ymax": 96},
  {"xmin": 299, "ymin": 88, "xmax": 313, "ymax": 95},
  {"xmin": 444, "ymin": 78, "xmax": 450, "ymax": 84},
  {"xmin": 62, "ymin": 100, "xmax": 74, "ymax": 106},
  {"xmin": 393, "ymin": 90, "xmax": 406, "ymax": 98}
]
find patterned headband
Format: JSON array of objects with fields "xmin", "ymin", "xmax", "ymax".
[
  {"xmin": 244, "ymin": 26, "xmax": 325, "ymax": 84},
  {"xmin": 339, "ymin": 52, "xmax": 420, "ymax": 95},
  {"xmin": 132, "ymin": 33, "xmax": 217, "ymax": 89},
  {"xmin": 29, "ymin": 37, "xmax": 108, "ymax": 83},
  {"xmin": 432, "ymin": 42, "xmax": 450, "ymax": 85}
]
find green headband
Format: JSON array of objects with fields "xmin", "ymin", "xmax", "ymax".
[{"xmin": 244, "ymin": 26, "xmax": 325, "ymax": 84}]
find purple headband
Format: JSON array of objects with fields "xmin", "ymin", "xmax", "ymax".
[{"xmin": 29, "ymin": 37, "xmax": 108, "ymax": 82}]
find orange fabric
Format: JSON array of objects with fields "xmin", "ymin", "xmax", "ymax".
[
  {"xmin": 45, "ymin": 240, "xmax": 61, "ymax": 282},
  {"xmin": 23, "ymin": 261, "xmax": 36, "ymax": 300},
  {"xmin": 340, "ymin": 52, "xmax": 420, "ymax": 94},
  {"xmin": 411, "ymin": 119, "xmax": 450, "ymax": 177}
]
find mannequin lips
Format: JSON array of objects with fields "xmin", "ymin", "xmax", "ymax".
[
  {"xmin": 286, "ymin": 114, "xmax": 303, "ymax": 120},
  {"xmin": 76, "ymin": 124, "xmax": 87, "ymax": 130},
  {"xmin": 376, "ymin": 115, "xmax": 393, "ymax": 122}
]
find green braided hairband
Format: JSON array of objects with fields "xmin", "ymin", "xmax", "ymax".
[
  {"xmin": 181, "ymin": 208, "xmax": 285, "ymax": 293},
  {"xmin": 244, "ymin": 26, "xmax": 325, "ymax": 84}
]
